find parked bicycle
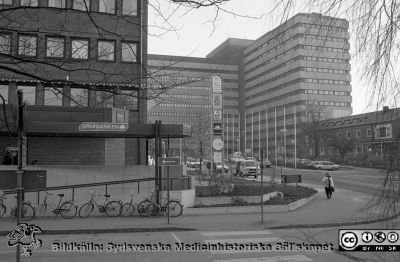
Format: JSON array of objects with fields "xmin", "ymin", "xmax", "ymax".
[
  {"xmin": 120, "ymin": 191, "xmax": 136, "ymax": 216},
  {"xmin": 79, "ymin": 190, "xmax": 122, "ymax": 218},
  {"xmin": 137, "ymin": 190, "xmax": 183, "ymax": 218},
  {"xmin": 0, "ymin": 194, "xmax": 35, "ymax": 221},
  {"xmin": 35, "ymin": 192, "xmax": 77, "ymax": 219}
]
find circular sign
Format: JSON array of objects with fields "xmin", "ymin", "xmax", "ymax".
[
  {"xmin": 387, "ymin": 232, "xmax": 399, "ymax": 243},
  {"xmin": 340, "ymin": 232, "xmax": 358, "ymax": 250},
  {"xmin": 361, "ymin": 232, "xmax": 373, "ymax": 243},
  {"xmin": 213, "ymin": 138, "xmax": 224, "ymax": 151}
]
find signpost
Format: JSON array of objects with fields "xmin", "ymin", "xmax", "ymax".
[
  {"xmin": 79, "ymin": 122, "xmax": 128, "ymax": 132},
  {"xmin": 281, "ymin": 174, "xmax": 302, "ymax": 199},
  {"xmin": 158, "ymin": 157, "xmax": 180, "ymax": 224}
]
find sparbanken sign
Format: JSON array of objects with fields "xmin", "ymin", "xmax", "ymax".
[{"xmin": 79, "ymin": 122, "xmax": 128, "ymax": 132}]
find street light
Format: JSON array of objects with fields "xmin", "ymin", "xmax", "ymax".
[{"xmin": 279, "ymin": 129, "xmax": 287, "ymax": 177}]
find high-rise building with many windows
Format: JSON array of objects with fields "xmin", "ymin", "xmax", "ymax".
[{"xmin": 148, "ymin": 13, "xmax": 352, "ymax": 162}]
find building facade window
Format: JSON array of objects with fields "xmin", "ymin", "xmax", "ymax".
[
  {"xmin": 98, "ymin": 40, "xmax": 115, "ymax": 61},
  {"xmin": 48, "ymin": 0, "xmax": 65, "ymax": 8},
  {"xmin": 367, "ymin": 129, "xmax": 372, "ymax": 137},
  {"xmin": 319, "ymin": 147, "xmax": 325, "ymax": 156},
  {"xmin": 356, "ymin": 146, "xmax": 362, "ymax": 154},
  {"xmin": 46, "ymin": 37, "xmax": 65, "ymax": 58},
  {"xmin": 73, "ymin": 0, "xmax": 90, "ymax": 11},
  {"xmin": 95, "ymin": 90, "xmax": 113, "ymax": 107},
  {"xmin": 346, "ymin": 131, "xmax": 351, "ymax": 139},
  {"xmin": 17, "ymin": 85, "xmax": 36, "ymax": 105},
  {"xmin": 21, "ymin": 0, "xmax": 38, "ymax": 6},
  {"xmin": 99, "ymin": 0, "xmax": 116, "ymax": 14},
  {"xmin": 0, "ymin": 0, "xmax": 12, "ymax": 5},
  {"xmin": 70, "ymin": 88, "xmax": 88, "ymax": 106},
  {"xmin": 122, "ymin": 0, "xmax": 137, "ymax": 15},
  {"xmin": 118, "ymin": 90, "xmax": 138, "ymax": 110},
  {"xmin": 304, "ymin": 135, "xmax": 308, "ymax": 145},
  {"xmin": 0, "ymin": 34, "xmax": 11, "ymax": 54},
  {"xmin": 71, "ymin": 39, "xmax": 89, "ymax": 60},
  {"xmin": 356, "ymin": 130, "xmax": 361, "ymax": 138},
  {"xmin": 375, "ymin": 124, "xmax": 393, "ymax": 139},
  {"xmin": 0, "ymin": 84, "xmax": 8, "ymax": 104},
  {"xmin": 121, "ymin": 42, "xmax": 137, "ymax": 62},
  {"xmin": 44, "ymin": 87, "xmax": 63, "ymax": 106},
  {"xmin": 18, "ymin": 35, "xmax": 37, "ymax": 57}
]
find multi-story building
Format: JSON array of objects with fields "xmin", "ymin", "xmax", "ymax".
[
  {"xmin": 243, "ymin": 13, "xmax": 352, "ymax": 162},
  {"xmin": 299, "ymin": 106, "xmax": 400, "ymax": 168},
  {"xmin": 148, "ymin": 13, "xmax": 352, "ymax": 163},
  {"xmin": 147, "ymin": 39, "xmax": 250, "ymax": 159},
  {"xmin": 0, "ymin": 0, "xmax": 148, "ymax": 165}
]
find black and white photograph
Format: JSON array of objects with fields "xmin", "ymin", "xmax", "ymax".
[{"xmin": 0, "ymin": 0, "xmax": 400, "ymax": 262}]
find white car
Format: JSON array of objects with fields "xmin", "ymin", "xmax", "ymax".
[{"xmin": 312, "ymin": 161, "xmax": 340, "ymax": 171}]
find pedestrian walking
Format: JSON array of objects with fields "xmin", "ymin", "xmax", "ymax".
[{"xmin": 322, "ymin": 173, "xmax": 335, "ymax": 199}]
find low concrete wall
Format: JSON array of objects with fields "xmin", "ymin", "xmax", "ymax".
[
  {"xmin": 195, "ymin": 192, "xmax": 282, "ymax": 206},
  {"xmin": 160, "ymin": 189, "xmax": 195, "ymax": 208}
]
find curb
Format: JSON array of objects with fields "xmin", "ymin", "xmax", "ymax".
[
  {"xmin": 0, "ymin": 227, "xmax": 196, "ymax": 236},
  {"xmin": 269, "ymin": 213, "xmax": 400, "ymax": 229}
]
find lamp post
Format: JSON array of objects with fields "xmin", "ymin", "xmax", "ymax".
[{"xmin": 279, "ymin": 129, "xmax": 287, "ymax": 176}]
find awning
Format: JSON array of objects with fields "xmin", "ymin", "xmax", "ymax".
[{"xmin": 4, "ymin": 121, "xmax": 192, "ymax": 139}]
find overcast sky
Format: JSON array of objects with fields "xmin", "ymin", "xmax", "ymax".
[{"xmin": 147, "ymin": 0, "xmax": 370, "ymax": 115}]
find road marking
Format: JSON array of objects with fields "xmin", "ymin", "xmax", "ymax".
[
  {"xmin": 213, "ymin": 254, "xmax": 313, "ymax": 262},
  {"xmin": 171, "ymin": 232, "xmax": 181, "ymax": 243},
  {"xmin": 201, "ymin": 231, "xmax": 273, "ymax": 237}
]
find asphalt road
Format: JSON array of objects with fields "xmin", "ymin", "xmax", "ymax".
[
  {"xmin": 258, "ymin": 166, "xmax": 386, "ymax": 196},
  {"xmin": 1, "ymin": 227, "xmax": 399, "ymax": 262}
]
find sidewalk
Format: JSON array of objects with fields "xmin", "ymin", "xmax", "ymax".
[{"xmin": 0, "ymin": 185, "xmax": 377, "ymax": 235}]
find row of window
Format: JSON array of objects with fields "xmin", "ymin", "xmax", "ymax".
[
  {"xmin": 155, "ymin": 76, "xmax": 207, "ymax": 82},
  {"xmin": 245, "ymin": 44, "xmax": 348, "ymax": 77},
  {"xmin": 246, "ymin": 54, "xmax": 349, "ymax": 83},
  {"xmin": 246, "ymin": 22, "xmax": 348, "ymax": 57},
  {"xmin": 304, "ymin": 89, "xmax": 350, "ymax": 96},
  {"xmin": 148, "ymin": 112, "xmax": 202, "ymax": 118},
  {"xmin": 0, "ymin": 84, "xmax": 138, "ymax": 109},
  {"xmin": 0, "ymin": 33, "xmax": 138, "ymax": 62},
  {"xmin": 0, "ymin": 0, "xmax": 138, "ymax": 16},
  {"xmin": 159, "ymin": 94, "xmax": 209, "ymax": 100},
  {"xmin": 306, "ymin": 100, "xmax": 350, "ymax": 107},
  {"xmin": 158, "ymin": 103, "xmax": 211, "ymax": 109},
  {"xmin": 305, "ymin": 67, "xmax": 348, "ymax": 74},
  {"xmin": 305, "ymin": 78, "xmax": 348, "ymax": 85},
  {"xmin": 246, "ymin": 39, "xmax": 348, "ymax": 69}
]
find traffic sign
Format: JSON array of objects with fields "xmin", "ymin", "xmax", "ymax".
[
  {"xmin": 159, "ymin": 157, "xmax": 180, "ymax": 166},
  {"xmin": 281, "ymin": 174, "xmax": 302, "ymax": 184},
  {"xmin": 79, "ymin": 122, "xmax": 128, "ymax": 132}
]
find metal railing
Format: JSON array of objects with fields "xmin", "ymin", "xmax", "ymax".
[{"xmin": 4, "ymin": 176, "xmax": 192, "ymax": 205}]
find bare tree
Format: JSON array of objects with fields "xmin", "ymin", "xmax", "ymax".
[{"xmin": 329, "ymin": 135, "xmax": 355, "ymax": 161}]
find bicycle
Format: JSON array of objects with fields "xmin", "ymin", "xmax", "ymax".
[
  {"xmin": 78, "ymin": 190, "xmax": 122, "ymax": 218},
  {"xmin": 0, "ymin": 194, "xmax": 35, "ymax": 221},
  {"xmin": 137, "ymin": 190, "xmax": 183, "ymax": 218},
  {"xmin": 120, "ymin": 191, "xmax": 136, "ymax": 216},
  {"xmin": 35, "ymin": 192, "xmax": 77, "ymax": 219}
]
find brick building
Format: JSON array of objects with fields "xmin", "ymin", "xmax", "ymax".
[
  {"xmin": 0, "ymin": 0, "xmax": 148, "ymax": 165},
  {"xmin": 299, "ymin": 107, "xmax": 400, "ymax": 167}
]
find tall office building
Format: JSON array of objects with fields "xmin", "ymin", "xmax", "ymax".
[
  {"xmin": 243, "ymin": 13, "xmax": 352, "ymax": 161},
  {"xmin": 148, "ymin": 13, "xmax": 352, "ymax": 162}
]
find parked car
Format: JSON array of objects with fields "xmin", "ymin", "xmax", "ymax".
[
  {"xmin": 232, "ymin": 159, "xmax": 260, "ymax": 178},
  {"xmin": 216, "ymin": 163, "xmax": 230, "ymax": 173},
  {"xmin": 312, "ymin": 161, "xmax": 340, "ymax": 171},
  {"xmin": 263, "ymin": 159, "xmax": 272, "ymax": 168}
]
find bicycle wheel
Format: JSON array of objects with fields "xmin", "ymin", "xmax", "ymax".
[
  {"xmin": 121, "ymin": 203, "xmax": 135, "ymax": 216},
  {"xmin": 0, "ymin": 204, "xmax": 6, "ymax": 217},
  {"xmin": 35, "ymin": 203, "xmax": 47, "ymax": 218},
  {"xmin": 59, "ymin": 202, "xmax": 77, "ymax": 219},
  {"xmin": 79, "ymin": 203, "xmax": 93, "ymax": 218},
  {"xmin": 137, "ymin": 200, "xmax": 154, "ymax": 217},
  {"xmin": 166, "ymin": 200, "xmax": 183, "ymax": 217},
  {"xmin": 21, "ymin": 203, "xmax": 35, "ymax": 221},
  {"xmin": 105, "ymin": 201, "xmax": 122, "ymax": 217}
]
